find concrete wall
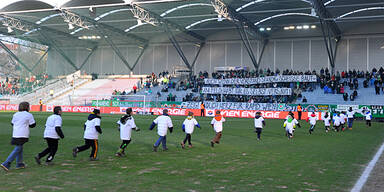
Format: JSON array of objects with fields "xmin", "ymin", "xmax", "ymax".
[{"xmin": 47, "ymin": 32, "xmax": 384, "ymax": 76}]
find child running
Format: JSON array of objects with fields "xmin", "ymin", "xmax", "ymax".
[
  {"xmin": 149, "ymin": 109, "xmax": 173, "ymax": 152},
  {"xmin": 323, "ymin": 112, "xmax": 331, "ymax": 132},
  {"xmin": 346, "ymin": 107, "xmax": 355, "ymax": 130},
  {"xmin": 284, "ymin": 115, "xmax": 296, "ymax": 139},
  {"xmin": 254, "ymin": 112, "xmax": 266, "ymax": 140},
  {"xmin": 72, "ymin": 109, "xmax": 102, "ymax": 161},
  {"xmin": 339, "ymin": 111, "xmax": 347, "ymax": 131},
  {"xmin": 211, "ymin": 110, "xmax": 226, "ymax": 147},
  {"xmin": 1, "ymin": 102, "xmax": 36, "ymax": 172},
  {"xmin": 363, "ymin": 109, "xmax": 372, "ymax": 127},
  {"xmin": 115, "ymin": 108, "xmax": 139, "ymax": 157},
  {"xmin": 307, "ymin": 112, "xmax": 318, "ymax": 134},
  {"xmin": 333, "ymin": 112, "xmax": 341, "ymax": 132},
  {"xmin": 180, "ymin": 112, "xmax": 201, "ymax": 149},
  {"xmin": 35, "ymin": 106, "xmax": 64, "ymax": 165}
]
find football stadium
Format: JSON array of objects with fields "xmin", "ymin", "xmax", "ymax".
[{"xmin": 0, "ymin": 0, "xmax": 384, "ymax": 191}]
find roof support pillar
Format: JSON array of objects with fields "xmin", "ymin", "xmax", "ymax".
[
  {"xmin": 31, "ymin": 47, "xmax": 50, "ymax": 71},
  {"xmin": 79, "ymin": 45, "xmax": 98, "ymax": 70},
  {"xmin": 191, "ymin": 42, "xmax": 205, "ymax": 71},
  {"xmin": 0, "ymin": 40, "xmax": 35, "ymax": 75},
  {"xmin": 95, "ymin": 25, "xmax": 148, "ymax": 72},
  {"xmin": 131, "ymin": 44, "xmax": 148, "ymax": 71},
  {"xmin": 319, "ymin": 17, "xmax": 340, "ymax": 75},
  {"xmin": 166, "ymin": 25, "xmax": 192, "ymax": 71},
  {"xmin": 39, "ymin": 31, "xmax": 79, "ymax": 71},
  {"xmin": 165, "ymin": 25, "xmax": 204, "ymax": 74},
  {"xmin": 98, "ymin": 29, "xmax": 132, "ymax": 71},
  {"xmin": 258, "ymin": 39, "xmax": 269, "ymax": 67},
  {"xmin": 237, "ymin": 24, "xmax": 259, "ymax": 69}
]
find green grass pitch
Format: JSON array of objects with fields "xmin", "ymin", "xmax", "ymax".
[{"xmin": 0, "ymin": 112, "xmax": 383, "ymax": 192}]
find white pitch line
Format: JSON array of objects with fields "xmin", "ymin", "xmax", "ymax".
[{"xmin": 351, "ymin": 142, "xmax": 384, "ymax": 192}]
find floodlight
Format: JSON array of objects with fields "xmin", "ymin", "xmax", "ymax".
[
  {"xmin": 68, "ymin": 23, "xmax": 74, "ymax": 30},
  {"xmin": 303, "ymin": 25, "xmax": 309, "ymax": 29},
  {"xmin": 296, "ymin": 26, "xmax": 303, "ymax": 29},
  {"xmin": 259, "ymin": 27, "xmax": 265, "ymax": 31},
  {"xmin": 217, "ymin": 15, "xmax": 224, "ymax": 22},
  {"xmin": 266, "ymin": 27, "xmax": 271, "ymax": 31},
  {"xmin": 311, "ymin": 25, "xmax": 316, "ymax": 29},
  {"xmin": 137, "ymin": 19, "xmax": 142, "ymax": 25}
]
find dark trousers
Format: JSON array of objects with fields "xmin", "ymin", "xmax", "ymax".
[
  {"xmin": 38, "ymin": 138, "xmax": 59, "ymax": 162},
  {"xmin": 119, "ymin": 140, "xmax": 131, "ymax": 151},
  {"xmin": 366, "ymin": 120, "xmax": 371, "ymax": 127},
  {"xmin": 201, "ymin": 109, "xmax": 205, "ymax": 117},
  {"xmin": 77, "ymin": 139, "xmax": 98, "ymax": 158},
  {"xmin": 334, "ymin": 125, "xmax": 340, "ymax": 132},
  {"xmin": 298, "ymin": 111, "xmax": 302, "ymax": 120},
  {"xmin": 255, "ymin": 128, "xmax": 262, "ymax": 139},
  {"xmin": 212, "ymin": 132, "xmax": 222, "ymax": 143},
  {"xmin": 183, "ymin": 134, "xmax": 192, "ymax": 145}
]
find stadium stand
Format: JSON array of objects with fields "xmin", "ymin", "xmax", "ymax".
[{"xmin": 47, "ymin": 78, "xmax": 140, "ymax": 106}]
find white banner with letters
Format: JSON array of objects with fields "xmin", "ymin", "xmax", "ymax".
[
  {"xmin": 202, "ymin": 87, "xmax": 292, "ymax": 96},
  {"xmin": 204, "ymin": 75, "xmax": 317, "ymax": 85}
]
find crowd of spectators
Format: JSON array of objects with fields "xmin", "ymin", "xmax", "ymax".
[
  {"xmin": 0, "ymin": 73, "xmax": 49, "ymax": 96},
  {"xmin": 180, "ymin": 67, "xmax": 384, "ymax": 103},
  {"xmin": 107, "ymin": 67, "xmax": 384, "ymax": 104},
  {"xmin": 181, "ymin": 68, "xmax": 315, "ymax": 103},
  {"xmin": 319, "ymin": 67, "xmax": 384, "ymax": 101}
]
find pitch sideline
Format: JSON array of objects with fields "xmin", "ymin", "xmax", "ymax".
[{"xmin": 351, "ymin": 142, "xmax": 384, "ymax": 192}]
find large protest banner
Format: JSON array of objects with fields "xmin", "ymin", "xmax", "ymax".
[
  {"xmin": 91, "ymin": 100, "xmax": 183, "ymax": 108},
  {"xmin": 201, "ymin": 87, "xmax": 292, "ymax": 96},
  {"xmin": 204, "ymin": 75, "xmax": 317, "ymax": 85}
]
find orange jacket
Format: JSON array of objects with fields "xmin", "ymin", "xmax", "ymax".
[{"xmin": 297, "ymin": 106, "xmax": 302, "ymax": 112}]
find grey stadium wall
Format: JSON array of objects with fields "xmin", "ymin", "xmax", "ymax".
[{"xmin": 47, "ymin": 34, "xmax": 384, "ymax": 76}]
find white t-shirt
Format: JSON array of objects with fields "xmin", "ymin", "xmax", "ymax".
[
  {"xmin": 333, "ymin": 116, "xmax": 341, "ymax": 126},
  {"xmin": 254, "ymin": 117, "xmax": 265, "ymax": 128},
  {"xmin": 323, "ymin": 116, "xmax": 331, "ymax": 126},
  {"xmin": 339, "ymin": 113, "xmax": 346, "ymax": 124},
  {"xmin": 84, "ymin": 117, "xmax": 101, "ymax": 140},
  {"xmin": 347, "ymin": 111, "xmax": 355, "ymax": 118},
  {"xmin": 284, "ymin": 121, "xmax": 295, "ymax": 134},
  {"xmin": 365, "ymin": 111, "xmax": 372, "ymax": 120},
  {"xmin": 285, "ymin": 116, "xmax": 298, "ymax": 125},
  {"xmin": 211, "ymin": 117, "xmax": 226, "ymax": 133},
  {"xmin": 12, "ymin": 111, "xmax": 35, "ymax": 138},
  {"xmin": 44, "ymin": 114, "xmax": 62, "ymax": 139},
  {"xmin": 117, "ymin": 116, "xmax": 136, "ymax": 140},
  {"xmin": 153, "ymin": 115, "xmax": 173, "ymax": 136},
  {"xmin": 183, "ymin": 118, "xmax": 198, "ymax": 134},
  {"xmin": 308, "ymin": 115, "xmax": 317, "ymax": 125}
]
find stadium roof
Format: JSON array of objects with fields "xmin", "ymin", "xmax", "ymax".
[{"xmin": 0, "ymin": 0, "xmax": 383, "ymax": 48}]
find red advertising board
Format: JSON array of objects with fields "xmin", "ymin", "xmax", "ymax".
[
  {"xmin": 0, "ymin": 104, "xmax": 322, "ymax": 120},
  {"xmin": 205, "ymin": 109, "xmax": 322, "ymax": 120}
]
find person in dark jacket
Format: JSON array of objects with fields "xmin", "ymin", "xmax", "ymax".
[
  {"xmin": 254, "ymin": 112, "xmax": 266, "ymax": 140},
  {"xmin": 72, "ymin": 109, "xmax": 102, "ymax": 161}
]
